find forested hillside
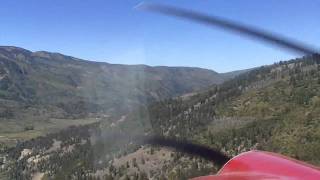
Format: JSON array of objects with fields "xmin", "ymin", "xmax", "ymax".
[
  {"xmin": 150, "ymin": 55, "xmax": 320, "ymax": 159},
  {"xmin": 1, "ymin": 54, "xmax": 320, "ymax": 180}
]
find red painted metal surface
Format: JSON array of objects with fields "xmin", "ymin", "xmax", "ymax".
[{"xmin": 192, "ymin": 150, "xmax": 320, "ymax": 180}]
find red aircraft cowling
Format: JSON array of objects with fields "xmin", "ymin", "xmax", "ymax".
[{"xmin": 192, "ymin": 150, "xmax": 320, "ymax": 180}]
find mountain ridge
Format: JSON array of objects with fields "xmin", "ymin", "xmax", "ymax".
[
  {"xmin": 0, "ymin": 45, "xmax": 241, "ymax": 124},
  {"xmin": 0, "ymin": 46, "xmax": 221, "ymax": 71}
]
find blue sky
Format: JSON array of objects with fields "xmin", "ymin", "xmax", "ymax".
[{"xmin": 0, "ymin": 0, "xmax": 319, "ymax": 72}]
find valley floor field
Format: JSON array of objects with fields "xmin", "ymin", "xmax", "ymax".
[{"xmin": 0, "ymin": 118, "xmax": 101, "ymax": 148}]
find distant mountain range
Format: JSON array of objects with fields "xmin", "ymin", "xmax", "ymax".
[{"xmin": 0, "ymin": 46, "xmax": 242, "ymax": 120}]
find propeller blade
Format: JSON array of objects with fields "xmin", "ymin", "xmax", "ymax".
[
  {"xmin": 137, "ymin": 3, "xmax": 319, "ymax": 55},
  {"xmin": 145, "ymin": 136, "xmax": 230, "ymax": 166}
]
